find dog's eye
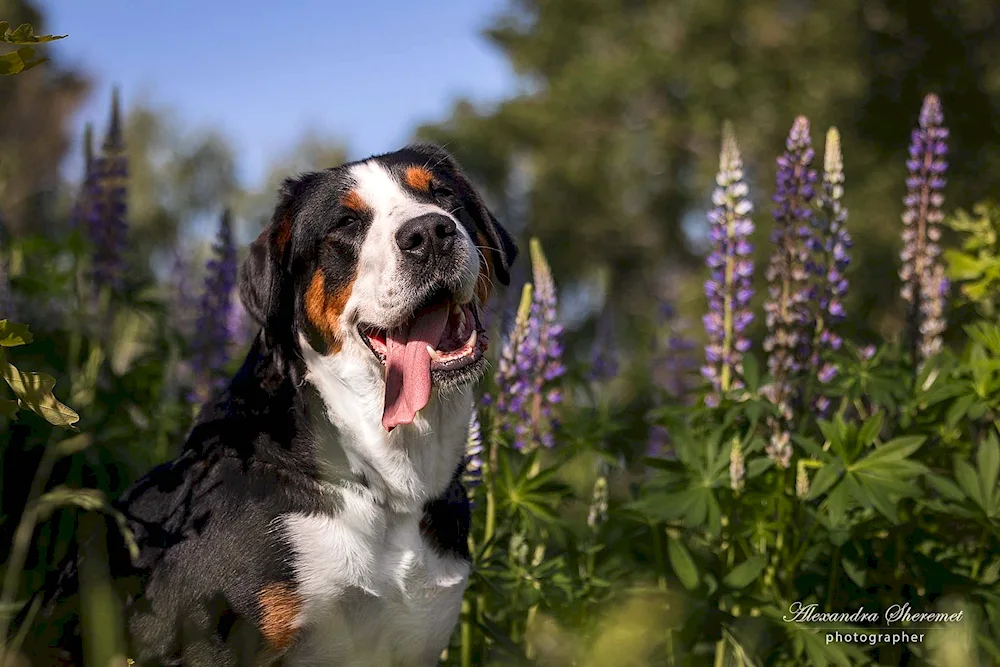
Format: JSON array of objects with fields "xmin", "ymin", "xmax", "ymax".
[
  {"xmin": 431, "ymin": 184, "xmax": 453, "ymax": 200},
  {"xmin": 335, "ymin": 214, "xmax": 358, "ymax": 230}
]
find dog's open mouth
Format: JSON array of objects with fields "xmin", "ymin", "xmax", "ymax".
[{"xmin": 359, "ymin": 289, "xmax": 487, "ymax": 432}]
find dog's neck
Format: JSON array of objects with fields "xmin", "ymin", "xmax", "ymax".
[{"xmin": 297, "ymin": 336, "xmax": 472, "ymax": 514}]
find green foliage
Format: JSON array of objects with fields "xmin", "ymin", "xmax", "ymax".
[
  {"xmin": 946, "ymin": 203, "xmax": 1000, "ymax": 316},
  {"xmin": 0, "ymin": 21, "xmax": 65, "ymax": 75}
]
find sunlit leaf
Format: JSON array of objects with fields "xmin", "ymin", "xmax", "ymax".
[
  {"xmin": 0, "ymin": 320, "xmax": 32, "ymax": 346},
  {"xmin": 0, "ymin": 46, "xmax": 47, "ymax": 75},
  {"xmin": 0, "ymin": 21, "xmax": 67, "ymax": 44},
  {"xmin": 1, "ymin": 360, "xmax": 80, "ymax": 428}
]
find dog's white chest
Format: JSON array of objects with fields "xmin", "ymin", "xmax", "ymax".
[{"xmin": 281, "ymin": 504, "xmax": 470, "ymax": 667}]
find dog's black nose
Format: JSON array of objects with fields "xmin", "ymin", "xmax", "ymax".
[{"xmin": 396, "ymin": 214, "xmax": 457, "ymax": 262}]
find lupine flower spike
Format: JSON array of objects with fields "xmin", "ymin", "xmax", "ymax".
[
  {"xmin": 810, "ymin": 127, "xmax": 852, "ymax": 414},
  {"xmin": 586, "ymin": 470, "xmax": 609, "ymax": 530},
  {"xmin": 795, "ymin": 459, "xmax": 810, "ymax": 498},
  {"xmin": 900, "ymin": 94, "xmax": 949, "ymax": 366},
  {"xmin": 491, "ymin": 283, "xmax": 534, "ymax": 448},
  {"xmin": 730, "ymin": 437, "xmax": 745, "ymax": 494},
  {"xmin": 190, "ymin": 209, "xmax": 238, "ymax": 404},
  {"xmin": 703, "ymin": 121, "xmax": 755, "ymax": 407},
  {"xmin": 87, "ymin": 89, "xmax": 129, "ymax": 293},
  {"xmin": 489, "ymin": 239, "xmax": 566, "ymax": 452},
  {"xmin": 763, "ymin": 116, "xmax": 818, "ymax": 468},
  {"xmin": 463, "ymin": 409, "xmax": 484, "ymax": 497},
  {"xmin": 528, "ymin": 239, "xmax": 567, "ymax": 445}
]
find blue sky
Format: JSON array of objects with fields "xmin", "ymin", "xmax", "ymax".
[{"xmin": 36, "ymin": 0, "xmax": 520, "ymax": 188}]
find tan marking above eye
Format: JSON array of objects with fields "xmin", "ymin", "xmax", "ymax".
[
  {"xmin": 404, "ymin": 165, "xmax": 434, "ymax": 192},
  {"xmin": 340, "ymin": 190, "xmax": 371, "ymax": 213}
]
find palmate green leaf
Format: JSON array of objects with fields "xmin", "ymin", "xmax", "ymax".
[
  {"xmin": 825, "ymin": 481, "xmax": 852, "ymax": 527},
  {"xmin": 955, "ymin": 457, "xmax": 985, "ymax": 507},
  {"xmin": 965, "ymin": 321, "xmax": 1000, "ymax": 356},
  {"xmin": 926, "ymin": 473, "xmax": 967, "ymax": 502},
  {"xmin": 746, "ymin": 456, "xmax": 773, "ymax": 480},
  {"xmin": 627, "ymin": 489, "xmax": 700, "ymax": 522},
  {"xmin": 667, "ymin": 537, "xmax": 700, "ymax": 591},
  {"xmin": 841, "ymin": 557, "xmax": 867, "ymax": 588},
  {"xmin": 848, "ymin": 436, "xmax": 927, "ymax": 473},
  {"xmin": 853, "ymin": 475, "xmax": 903, "ymax": 521},
  {"xmin": 0, "ymin": 320, "xmax": 32, "ymax": 346},
  {"xmin": 807, "ymin": 462, "xmax": 844, "ymax": 500},
  {"xmin": 946, "ymin": 393, "xmax": 980, "ymax": 427},
  {"xmin": 978, "ymin": 429, "xmax": 1000, "ymax": 510},
  {"xmin": 946, "ymin": 249, "xmax": 990, "ymax": 281},
  {"xmin": 0, "ymin": 46, "xmax": 47, "ymax": 75},
  {"xmin": 1, "ymin": 360, "xmax": 80, "ymax": 428},
  {"xmin": 0, "ymin": 21, "xmax": 67, "ymax": 44},
  {"xmin": 856, "ymin": 412, "xmax": 883, "ymax": 448},
  {"xmin": 722, "ymin": 553, "xmax": 768, "ymax": 589}
]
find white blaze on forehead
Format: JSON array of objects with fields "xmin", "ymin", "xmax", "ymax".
[
  {"xmin": 348, "ymin": 160, "xmax": 444, "ymax": 236},
  {"xmin": 342, "ymin": 160, "xmax": 479, "ymax": 329}
]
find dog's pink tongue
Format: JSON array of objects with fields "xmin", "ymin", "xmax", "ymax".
[{"xmin": 382, "ymin": 301, "xmax": 451, "ymax": 431}]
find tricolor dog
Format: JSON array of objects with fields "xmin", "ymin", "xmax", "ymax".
[{"xmin": 25, "ymin": 144, "xmax": 517, "ymax": 666}]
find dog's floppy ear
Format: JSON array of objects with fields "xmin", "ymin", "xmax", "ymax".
[
  {"xmin": 239, "ymin": 173, "xmax": 317, "ymax": 327},
  {"xmin": 477, "ymin": 206, "xmax": 518, "ymax": 286},
  {"xmin": 407, "ymin": 143, "xmax": 518, "ymax": 285}
]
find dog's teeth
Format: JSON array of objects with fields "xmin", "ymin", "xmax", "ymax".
[
  {"xmin": 456, "ymin": 309, "xmax": 466, "ymax": 332},
  {"xmin": 426, "ymin": 345, "xmax": 444, "ymax": 361},
  {"xmin": 451, "ymin": 303, "xmax": 461, "ymax": 315},
  {"xmin": 465, "ymin": 329, "xmax": 477, "ymax": 349}
]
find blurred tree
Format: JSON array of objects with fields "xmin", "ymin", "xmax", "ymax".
[
  {"xmin": 416, "ymin": 0, "xmax": 1000, "ymax": 350},
  {"xmin": 0, "ymin": 0, "xmax": 88, "ymax": 236},
  {"xmin": 96, "ymin": 96, "xmax": 242, "ymax": 282},
  {"xmin": 236, "ymin": 129, "xmax": 349, "ymax": 235}
]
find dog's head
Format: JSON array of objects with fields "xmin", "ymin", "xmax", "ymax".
[{"xmin": 239, "ymin": 144, "xmax": 517, "ymax": 431}]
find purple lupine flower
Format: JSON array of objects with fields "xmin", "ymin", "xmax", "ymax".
[
  {"xmin": 463, "ymin": 409, "xmax": 484, "ymax": 494},
  {"xmin": 653, "ymin": 304, "xmax": 698, "ymax": 401},
  {"xmin": 87, "ymin": 89, "xmax": 129, "ymax": 293},
  {"xmin": 524, "ymin": 239, "xmax": 565, "ymax": 449},
  {"xmin": 762, "ymin": 116, "xmax": 818, "ymax": 468},
  {"xmin": 487, "ymin": 282, "xmax": 533, "ymax": 434},
  {"xmin": 488, "ymin": 239, "xmax": 565, "ymax": 452},
  {"xmin": 703, "ymin": 121, "xmax": 755, "ymax": 405},
  {"xmin": 588, "ymin": 304, "xmax": 619, "ymax": 381},
  {"xmin": 900, "ymin": 94, "xmax": 949, "ymax": 366},
  {"xmin": 810, "ymin": 127, "xmax": 852, "ymax": 401},
  {"xmin": 647, "ymin": 302, "xmax": 698, "ymax": 456},
  {"xmin": 190, "ymin": 209, "xmax": 238, "ymax": 404}
]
